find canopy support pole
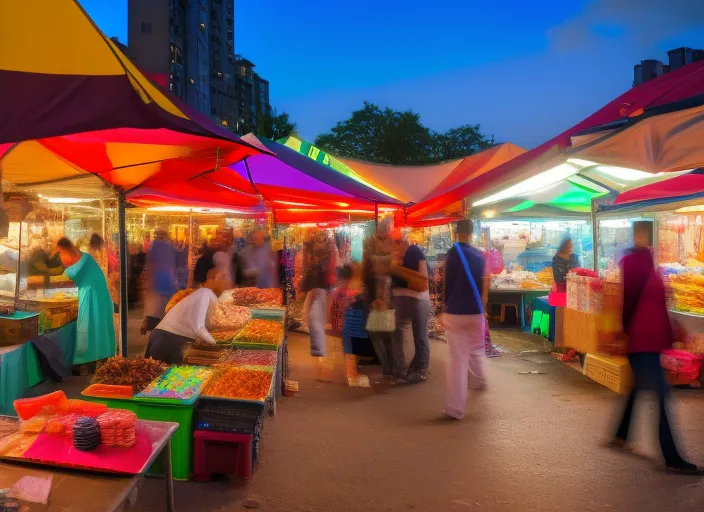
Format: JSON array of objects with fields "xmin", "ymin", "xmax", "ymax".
[
  {"xmin": 374, "ymin": 203, "xmax": 379, "ymax": 232},
  {"xmin": 591, "ymin": 198, "xmax": 599, "ymax": 272},
  {"xmin": 118, "ymin": 189, "xmax": 128, "ymax": 357}
]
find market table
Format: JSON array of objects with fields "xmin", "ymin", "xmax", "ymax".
[
  {"xmin": 0, "ymin": 419, "xmax": 178, "ymax": 512},
  {"xmin": 488, "ymin": 289, "xmax": 550, "ymax": 328}
]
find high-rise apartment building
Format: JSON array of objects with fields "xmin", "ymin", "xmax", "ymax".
[
  {"xmin": 633, "ymin": 47, "xmax": 704, "ymax": 86},
  {"xmin": 128, "ymin": 0, "xmax": 236, "ymax": 129},
  {"xmin": 233, "ymin": 56, "xmax": 271, "ymax": 134}
]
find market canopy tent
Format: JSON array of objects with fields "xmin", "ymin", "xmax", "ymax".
[
  {"xmin": 129, "ymin": 134, "xmax": 403, "ymax": 223},
  {"xmin": 0, "ymin": 0, "xmax": 264, "ymax": 195},
  {"xmin": 613, "ymin": 169, "xmax": 704, "ymax": 205},
  {"xmin": 436, "ymin": 60, "xmax": 704, "ymax": 209},
  {"xmin": 569, "ymin": 94, "xmax": 704, "ymax": 175},
  {"xmin": 404, "ymin": 142, "xmax": 526, "ymax": 223}
]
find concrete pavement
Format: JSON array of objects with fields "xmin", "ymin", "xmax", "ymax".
[{"xmin": 133, "ymin": 330, "xmax": 704, "ymax": 512}]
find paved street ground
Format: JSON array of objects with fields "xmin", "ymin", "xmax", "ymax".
[{"xmin": 130, "ymin": 329, "xmax": 704, "ymax": 512}]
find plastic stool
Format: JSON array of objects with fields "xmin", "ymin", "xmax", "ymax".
[
  {"xmin": 500, "ymin": 304, "xmax": 518, "ymax": 324},
  {"xmin": 193, "ymin": 430, "xmax": 253, "ymax": 481}
]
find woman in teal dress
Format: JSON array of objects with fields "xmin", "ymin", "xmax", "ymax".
[{"xmin": 57, "ymin": 238, "xmax": 116, "ymax": 365}]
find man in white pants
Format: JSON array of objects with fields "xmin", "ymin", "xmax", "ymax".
[{"xmin": 442, "ymin": 220, "xmax": 489, "ymax": 420}]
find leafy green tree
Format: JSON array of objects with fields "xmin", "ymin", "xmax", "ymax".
[
  {"xmin": 255, "ymin": 108, "xmax": 297, "ymax": 140},
  {"xmin": 315, "ymin": 102, "xmax": 494, "ymax": 164}
]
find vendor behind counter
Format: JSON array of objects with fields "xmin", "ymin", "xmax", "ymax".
[
  {"xmin": 552, "ymin": 238, "xmax": 579, "ymax": 292},
  {"xmin": 145, "ymin": 268, "xmax": 231, "ymax": 364}
]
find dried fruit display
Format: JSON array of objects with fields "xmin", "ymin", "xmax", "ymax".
[
  {"xmin": 221, "ymin": 349, "xmax": 278, "ymax": 368},
  {"xmin": 211, "ymin": 330, "xmax": 240, "ymax": 344},
  {"xmin": 136, "ymin": 365, "xmax": 213, "ymax": 400},
  {"xmin": 204, "ymin": 367, "xmax": 273, "ymax": 401},
  {"xmin": 165, "ymin": 288, "xmax": 195, "ymax": 314},
  {"xmin": 234, "ymin": 319, "xmax": 283, "ymax": 346},
  {"xmin": 92, "ymin": 357, "xmax": 167, "ymax": 392},
  {"xmin": 210, "ymin": 303, "xmax": 251, "ymax": 331},
  {"xmin": 231, "ymin": 287, "xmax": 282, "ymax": 307}
]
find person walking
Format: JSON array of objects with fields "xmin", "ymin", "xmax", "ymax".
[
  {"xmin": 442, "ymin": 220, "xmax": 488, "ymax": 420},
  {"xmin": 238, "ymin": 229, "xmax": 278, "ymax": 288},
  {"xmin": 141, "ymin": 228, "xmax": 177, "ymax": 335},
  {"xmin": 611, "ymin": 221, "xmax": 699, "ymax": 473},
  {"xmin": 389, "ymin": 228, "xmax": 430, "ymax": 383}
]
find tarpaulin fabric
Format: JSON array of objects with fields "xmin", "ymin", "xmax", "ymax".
[
  {"xmin": 405, "ymin": 143, "xmax": 526, "ymax": 221},
  {"xmin": 0, "ymin": 0, "xmax": 264, "ymax": 191},
  {"xmin": 570, "ymin": 96, "xmax": 704, "ymax": 175},
  {"xmin": 430, "ymin": 59, "xmax": 704, "ymax": 206},
  {"xmin": 614, "ymin": 170, "xmax": 704, "ymax": 205}
]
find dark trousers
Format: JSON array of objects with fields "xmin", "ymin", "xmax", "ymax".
[
  {"xmin": 615, "ymin": 352, "xmax": 685, "ymax": 466},
  {"xmin": 394, "ymin": 296, "xmax": 430, "ymax": 375}
]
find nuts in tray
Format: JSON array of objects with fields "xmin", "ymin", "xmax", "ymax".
[{"xmin": 234, "ymin": 319, "xmax": 283, "ymax": 345}]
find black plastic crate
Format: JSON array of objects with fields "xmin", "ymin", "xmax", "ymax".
[{"xmin": 196, "ymin": 397, "xmax": 265, "ymax": 434}]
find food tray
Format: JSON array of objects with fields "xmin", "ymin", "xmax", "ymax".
[
  {"xmin": 251, "ymin": 308, "xmax": 286, "ymax": 321},
  {"xmin": 202, "ymin": 369, "xmax": 275, "ymax": 405},
  {"xmin": 134, "ymin": 366, "xmax": 214, "ymax": 405},
  {"xmin": 82, "ymin": 384, "xmax": 135, "ymax": 400}
]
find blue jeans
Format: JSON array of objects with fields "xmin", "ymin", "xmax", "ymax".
[{"xmin": 615, "ymin": 353, "xmax": 686, "ymax": 466}]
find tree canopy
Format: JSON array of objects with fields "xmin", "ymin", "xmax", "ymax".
[
  {"xmin": 255, "ymin": 108, "xmax": 297, "ymax": 141},
  {"xmin": 314, "ymin": 102, "xmax": 495, "ymax": 165}
]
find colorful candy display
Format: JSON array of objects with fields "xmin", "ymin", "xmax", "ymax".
[
  {"xmin": 204, "ymin": 367, "xmax": 273, "ymax": 401},
  {"xmin": 234, "ymin": 319, "xmax": 283, "ymax": 346},
  {"xmin": 211, "ymin": 330, "xmax": 240, "ymax": 344},
  {"xmin": 222, "ymin": 349, "xmax": 278, "ymax": 368},
  {"xmin": 136, "ymin": 365, "xmax": 213, "ymax": 400},
  {"xmin": 92, "ymin": 357, "xmax": 167, "ymax": 392}
]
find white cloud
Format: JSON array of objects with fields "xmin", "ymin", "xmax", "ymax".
[{"xmin": 550, "ymin": 0, "xmax": 704, "ymax": 52}]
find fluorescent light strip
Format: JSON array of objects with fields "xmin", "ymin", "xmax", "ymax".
[{"xmin": 473, "ymin": 163, "xmax": 579, "ymax": 207}]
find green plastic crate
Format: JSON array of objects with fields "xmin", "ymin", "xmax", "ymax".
[{"xmin": 82, "ymin": 395, "xmax": 194, "ymax": 480}]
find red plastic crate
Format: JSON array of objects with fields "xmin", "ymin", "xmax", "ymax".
[{"xmin": 193, "ymin": 430, "xmax": 253, "ymax": 481}]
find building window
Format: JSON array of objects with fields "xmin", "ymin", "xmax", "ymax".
[
  {"xmin": 189, "ymin": 78, "xmax": 195, "ymax": 84},
  {"xmin": 221, "ymin": 119, "xmax": 228, "ymax": 127},
  {"xmin": 259, "ymin": 83, "xmax": 265, "ymax": 92},
  {"xmin": 141, "ymin": 22, "xmax": 152, "ymax": 34},
  {"xmin": 199, "ymin": 22, "xmax": 206, "ymax": 30},
  {"xmin": 240, "ymin": 66, "xmax": 246, "ymax": 76}
]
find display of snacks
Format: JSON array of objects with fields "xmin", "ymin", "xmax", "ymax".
[
  {"xmin": 165, "ymin": 288, "xmax": 195, "ymax": 314},
  {"xmin": 211, "ymin": 330, "xmax": 241, "ymax": 344},
  {"xmin": 0, "ymin": 417, "xmax": 18, "ymax": 440},
  {"xmin": 19, "ymin": 416, "xmax": 48, "ymax": 434},
  {"xmin": 668, "ymin": 272, "xmax": 704, "ymax": 315},
  {"xmin": 234, "ymin": 319, "xmax": 283, "ymax": 346},
  {"xmin": 136, "ymin": 365, "xmax": 214, "ymax": 400},
  {"xmin": 203, "ymin": 367, "xmax": 273, "ymax": 402},
  {"xmin": 221, "ymin": 348, "xmax": 278, "ymax": 368},
  {"xmin": 210, "ymin": 303, "xmax": 251, "ymax": 331},
  {"xmin": 45, "ymin": 414, "xmax": 82, "ymax": 436},
  {"xmin": 96, "ymin": 410, "xmax": 137, "ymax": 448},
  {"xmin": 184, "ymin": 343, "xmax": 230, "ymax": 366},
  {"xmin": 0, "ymin": 432, "xmax": 38, "ymax": 458},
  {"xmin": 535, "ymin": 267, "xmax": 554, "ymax": 286},
  {"xmin": 92, "ymin": 357, "xmax": 167, "ymax": 393},
  {"xmin": 231, "ymin": 287, "xmax": 282, "ymax": 307}
]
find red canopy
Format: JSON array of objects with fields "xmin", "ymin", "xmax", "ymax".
[
  {"xmin": 434, "ymin": 60, "xmax": 704, "ymax": 206},
  {"xmin": 614, "ymin": 170, "xmax": 704, "ymax": 205}
]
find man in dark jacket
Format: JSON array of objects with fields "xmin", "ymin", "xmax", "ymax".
[{"xmin": 611, "ymin": 221, "xmax": 699, "ymax": 473}]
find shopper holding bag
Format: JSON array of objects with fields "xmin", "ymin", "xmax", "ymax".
[{"xmin": 441, "ymin": 220, "xmax": 489, "ymax": 420}]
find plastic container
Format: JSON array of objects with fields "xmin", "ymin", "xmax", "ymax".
[
  {"xmin": 582, "ymin": 353, "xmax": 633, "ymax": 394},
  {"xmin": 14, "ymin": 391, "xmax": 68, "ymax": 420},
  {"xmin": 82, "ymin": 384, "xmax": 134, "ymax": 400},
  {"xmin": 661, "ymin": 349, "xmax": 703, "ymax": 381},
  {"xmin": 81, "ymin": 395, "xmax": 194, "ymax": 480},
  {"xmin": 196, "ymin": 397, "xmax": 265, "ymax": 434}
]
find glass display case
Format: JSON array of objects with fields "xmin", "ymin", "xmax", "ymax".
[{"xmin": 596, "ymin": 217, "xmax": 644, "ymax": 276}]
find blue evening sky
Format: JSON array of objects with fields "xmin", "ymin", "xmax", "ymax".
[{"xmin": 82, "ymin": 0, "xmax": 704, "ymax": 149}]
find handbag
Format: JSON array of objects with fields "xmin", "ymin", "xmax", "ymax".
[
  {"xmin": 390, "ymin": 264, "xmax": 429, "ymax": 292},
  {"xmin": 454, "ymin": 242, "xmax": 484, "ymax": 314},
  {"xmin": 365, "ymin": 309, "xmax": 396, "ymax": 332}
]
